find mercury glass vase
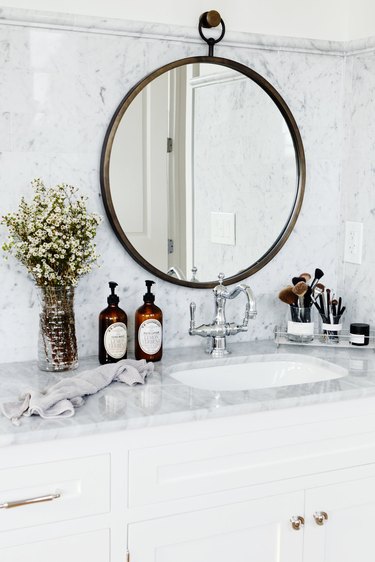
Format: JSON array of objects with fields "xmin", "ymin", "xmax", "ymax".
[{"xmin": 37, "ymin": 286, "xmax": 78, "ymax": 372}]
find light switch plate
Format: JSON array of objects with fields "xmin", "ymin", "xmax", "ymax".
[
  {"xmin": 344, "ymin": 221, "xmax": 363, "ymax": 264},
  {"xmin": 211, "ymin": 212, "xmax": 236, "ymax": 245}
]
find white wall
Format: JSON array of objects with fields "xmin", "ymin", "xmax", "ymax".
[
  {"xmin": 1, "ymin": 0, "xmax": 350, "ymax": 41},
  {"xmin": 346, "ymin": 0, "xmax": 375, "ymax": 40}
]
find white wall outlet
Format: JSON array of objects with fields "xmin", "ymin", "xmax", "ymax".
[
  {"xmin": 211, "ymin": 212, "xmax": 236, "ymax": 245},
  {"xmin": 344, "ymin": 221, "xmax": 363, "ymax": 264}
]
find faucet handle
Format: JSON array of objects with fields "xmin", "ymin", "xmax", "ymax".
[
  {"xmin": 190, "ymin": 302, "xmax": 196, "ymax": 329},
  {"xmin": 217, "ymin": 272, "xmax": 225, "ymax": 285}
]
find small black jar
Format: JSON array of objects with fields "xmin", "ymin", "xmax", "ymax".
[{"xmin": 350, "ymin": 323, "xmax": 370, "ymax": 346}]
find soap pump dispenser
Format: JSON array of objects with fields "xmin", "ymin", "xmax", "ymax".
[
  {"xmin": 99, "ymin": 281, "xmax": 128, "ymax": 364},
  {"xmin": 135, "ymin": 280, "xmax": 163, "ymax": 362}
]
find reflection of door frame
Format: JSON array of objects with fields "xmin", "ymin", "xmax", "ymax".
[
  {"xmin": 185, "ymin": 65, "xmax": 195, "ymax": 277},
  {"xmin": 167, "ymin": 69, "xmax": 187, "ymax": 277}
]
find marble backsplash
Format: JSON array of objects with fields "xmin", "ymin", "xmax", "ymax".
[{"xmin": 0, "ymin": 8, "xmax": 357, "ymax": 363}]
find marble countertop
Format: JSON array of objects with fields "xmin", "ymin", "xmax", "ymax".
[{"xmin": 1, "ymin": 340, "xmax": 375, "ymax": 447}]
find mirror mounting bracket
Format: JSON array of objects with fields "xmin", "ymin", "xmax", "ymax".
[{"xmin": 198, "ymin": 10, "xmax": 226, "ymax": 56}]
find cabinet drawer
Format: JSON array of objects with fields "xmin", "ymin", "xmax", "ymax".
[
  {"xmin": 128, "ymin": 429, "xmax": 375, "ymax": 507},
  {"xmin": 0, "ymin": 455, "xmax": 110, "ymax": 531},
  {"xmin": 0, "ymin": 529, "xmax": 110, "ymax": 562}
]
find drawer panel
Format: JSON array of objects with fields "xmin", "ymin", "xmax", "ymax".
[
  {"xmin": 0, "ymin": 529, "xmax": 110, "ymax": 562},
  {"xmin": 129, "ymin": 429, "xmax": 375, "ymax": 507},
  {"xmin": 0, "ymin": 455, "xmax": 110, "ymax": 531}
]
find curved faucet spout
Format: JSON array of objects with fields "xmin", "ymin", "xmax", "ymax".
[{"xmin": 188, "ymin": 274, "xmax": 257, "ymax": 357}]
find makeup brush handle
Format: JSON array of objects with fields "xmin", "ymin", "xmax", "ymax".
[
  {"xmin": 304, "ymin": 287, "xmax": 312, "ymax": 307},
  {"xmin": 313, "ymin": 300, "xmax": 323, "ymax": 315}
]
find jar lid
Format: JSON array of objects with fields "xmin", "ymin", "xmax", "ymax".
[{"xmin": 350, "ymin": 323, "xmax": 370, "ymax": 335}]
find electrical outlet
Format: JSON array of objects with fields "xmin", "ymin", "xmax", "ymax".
[{"xmin": 344, "ymin": 221, "xmax": 363, "ymax": 264}]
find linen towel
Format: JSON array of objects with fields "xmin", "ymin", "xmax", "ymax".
[{"xmin": 1, "ymin": 359, "xmax": 154, "ymax": 425}]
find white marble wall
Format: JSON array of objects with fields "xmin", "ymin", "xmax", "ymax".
[
  {"xmin": 0, "ymin": 8, "xmax": 346, "ymax": 362},
  {"xmin": 339, "ymin": 46, "xmax": 375, "ymax": 326}
]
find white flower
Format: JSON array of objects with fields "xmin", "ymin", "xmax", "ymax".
[{"xmin": 1, "ymin": 179, "xmax": 103, "ymax": 287}]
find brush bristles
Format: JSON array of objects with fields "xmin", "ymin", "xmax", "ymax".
[
  {"xmin": 279, "ymin": 286, "xmax": 298, "ymax": 306},
  {"xmin": 292, "ymin": 281, "xmax": 308, "ymax": 297},
  {"xmin": 299, "ymin": 272, "xmax": 311, "ymax": 282}
]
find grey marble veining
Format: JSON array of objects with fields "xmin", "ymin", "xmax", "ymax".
[{"xmin": 0, "ymin": 341, "xmax": 375, "ymax": 447}]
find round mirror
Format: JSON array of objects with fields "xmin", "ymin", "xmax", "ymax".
[{"xmin": 101, "ymin": 56, "xmax": 305, "ymax": 288}]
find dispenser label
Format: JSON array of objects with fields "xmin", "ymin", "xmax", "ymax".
[
  {"xmin": 104, "ymin": 322, "xmax": 127, "ymax": 358},
  {"xmin": 138, "ymin": 319, "xmax": 162, "ymax": 355}
]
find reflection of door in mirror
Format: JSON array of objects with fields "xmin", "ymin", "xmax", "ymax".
[
  {"xmin": 110, "ymin": 74, "xmax": 170, "ymax": 272},
  {"xmin": 110, "ymin": 70, "xmax": 189, "ymax": 277}
]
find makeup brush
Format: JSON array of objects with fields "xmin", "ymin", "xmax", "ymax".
[
  {"xmin": 318, "ymin": 293, "xmax": 327, "ymax": 321},
  {"xmin": 292, "ymin": 276, "xmax": 306, "ymax": 286},
  {"xmin": 304, "ymin": 268, "xmax": 324, "ymax": 307},
  {"xmin": 310, "ymin": 268, "xmax": 324, "ymax": 291},
  {"xmin": 292, "ymin": 281, "xmax": 309, "ymax": 307},
  {"xmin": 326, "ymin": 288, "xmax": 331, "ymax": 322},
  {"xmin": 278, "ymin": 286, "xmax": 298, "ymax": 306},
  {"xmin": 337, "ymin": 296, "xmax": 343, "ymax": 316},
  {"xmin": 299, "ymin": 272, "xmax": 311, "ymax": 282},
  {"xmin": 313, "ymin": 283, "xmax": 325, "ymax": 301},
  {"xmin": 331, "ymin": 299, "xmax": 338, "ymax": 318}
]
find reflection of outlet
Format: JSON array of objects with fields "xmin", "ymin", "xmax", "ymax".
[{"xmin": 344, "ymin": 221, "xmax": 363, "ymax": 264}]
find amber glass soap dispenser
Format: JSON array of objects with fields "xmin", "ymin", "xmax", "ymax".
[
  {"xmin": 99, "ymin": 282, "xmax": 128, "ymax": 364},
  {"xmin": 135, "ymin": 280, "xmax": 163, "ymax": 362}
]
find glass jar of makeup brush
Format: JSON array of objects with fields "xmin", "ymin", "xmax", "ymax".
[
  {"xmin": 319, "ymin": 313, "xmax": 344, "ymax": 344},
  {"xmin": 287, "ymin": 305, "xmax": 314, "ymax": 343}
]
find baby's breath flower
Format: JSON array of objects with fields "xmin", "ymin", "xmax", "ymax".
[{"xmin": 1, "ymin": 179, "xmax": 102, "ymax": 287}]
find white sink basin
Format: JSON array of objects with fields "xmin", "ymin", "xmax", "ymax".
[{"xmin": 170, "ymin": 354, "xmax": 348, "ymax": 391}]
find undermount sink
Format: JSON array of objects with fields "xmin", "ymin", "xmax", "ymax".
[{"xmin": 170, "ymin": 354, "xmax": 348, "ymax": 391}]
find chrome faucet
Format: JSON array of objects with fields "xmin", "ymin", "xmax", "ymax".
[{"xmin": 189, "ymin": 273, "xmax": 257, "ymax": 357}]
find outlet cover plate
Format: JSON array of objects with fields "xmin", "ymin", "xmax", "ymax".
[{"xmin": 211, "ymin": 212, "xmax": 236, "ymax": 245}]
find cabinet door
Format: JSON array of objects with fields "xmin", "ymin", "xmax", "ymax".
[
  {"xmin": 304, "ymin": 471, "xmax": 375, "ymax": 562},
  {"xmin": 128, "ymin": 491, "xmax": 304, "ymax": 562},
  {"xmin": 0, "ymin": 529, "xmax": 110, "ymax": 562}
]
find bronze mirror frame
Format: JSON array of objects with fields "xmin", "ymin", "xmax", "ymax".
[{"xmin": 100, "ymin": 55, "xmax": 306, "ymax": 288}]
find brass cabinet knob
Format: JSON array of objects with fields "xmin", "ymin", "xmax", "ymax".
[
  {"xmin": 313, "ymin": 511, "xmax": 328, "ymax": 526},
  {"xmin": 290, "ymin": 515, "xmax": 305, "ymax": 530}
]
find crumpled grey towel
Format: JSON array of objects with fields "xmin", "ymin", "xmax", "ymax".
[{"xmin": 1, "ymin": 359, "xmax": 154, "ymax": 425}]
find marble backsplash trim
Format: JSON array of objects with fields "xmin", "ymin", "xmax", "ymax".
[{"xmin": 0, "ymin": 6, "xmax": 348, "ymax": 56}]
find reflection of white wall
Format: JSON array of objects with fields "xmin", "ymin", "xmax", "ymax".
[{"xmin": 192, "ymin": 70, "xmax": 295, "ymax": 280}]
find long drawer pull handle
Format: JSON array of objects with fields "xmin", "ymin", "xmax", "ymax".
[{"xmin": 0, "ymin": 492, "xmax": 61, "ymax": 509}]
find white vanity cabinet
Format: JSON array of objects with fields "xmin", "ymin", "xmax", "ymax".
[
  {"xmin": 128, "ymin": 491, "xmax": 305, "ymax": 562},
  {"xmin": 304, "ymin": 466, "xmax": 375, "ymax": 562},
  {"xmin": 128, "ymin": 465, "xmax": 375, "ymax": 562},
  {"xmin": 2, "ymin": 398, "xmax": 375, "ymax": 562}
]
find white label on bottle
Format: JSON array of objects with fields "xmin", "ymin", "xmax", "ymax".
[
  {"xmin": 138, "ymin": 319, "xmax": 162, "ymax": 355},
  {"xmin": 104, "ymin": 322, "xmax": 127, "ymax": 359},
  {"xmin": 350, "ymin": 333, "xmax": 365, "ymax": 345}
]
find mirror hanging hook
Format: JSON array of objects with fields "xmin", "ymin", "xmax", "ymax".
[{"xmin": 198, "ymin": 10, "xmax": 226, "ymax": 56}]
